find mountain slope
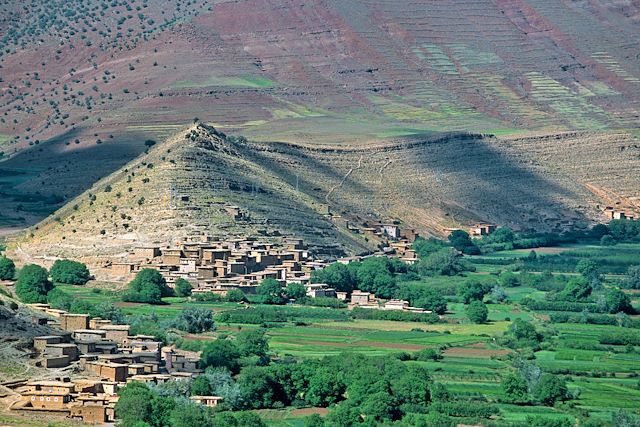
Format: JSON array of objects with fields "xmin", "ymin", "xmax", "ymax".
[{"xmin": 14, "ymin": 125, "xmax": 640, "ymax": 259}]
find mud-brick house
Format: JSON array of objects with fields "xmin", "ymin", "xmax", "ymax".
[
  {"xmin": 383, "ymin": 224, "xmax": 401, "ymax": 239},
  {"xmin": 383, "ymin": 300, "xmax": 409, "ymax": 311},
  {"xmin": 102, "ymin": 324, "xmax": 131, "ymax": 345},
  {"xmin": 69, "ymin": 396, "xmax": 116, "ymax": 423},
  {"xmin": 132, "ymin": 246, "xmax": 161, "ymax": 260},
  {"xmin": 86, "ymin": 362, "xmax": 128, "ymax": 383},
  {"xmin": 59, "ymin": 313, "xmax": 89, "ymax": 331},
  {"xmin": 33, "ymin": 336, "xmax": 64, "ymax": 352},
  {"xmin": 111, "ymin": 262, "xmax": 140, "ymax": 277},
  {"xmin": 163, "ymin": 249, "xmax": 184, "ymax": 266},
  {"xmin": 21, "ymin": 390, "xmax": 71, "ymax": 409},
  {"xmin": 44, "ymin": 343, "xmax": 78, "ymax": 361},
  {"xmin": 350, "ymin": 290, "xmax": 375, "ymax": 306},
  {"xmin": 190, "ymin": 396, "xmax": 224, "ymax": 407}
]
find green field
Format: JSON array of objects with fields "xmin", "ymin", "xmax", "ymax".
[{"xmin": 45, "ymin": 240, "xmax": 640, "ymax": 425}]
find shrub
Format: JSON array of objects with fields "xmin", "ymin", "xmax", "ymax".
[
  {"xmin": 350, "ymin": 306, "xmax": 440, "ymax": 323},
  {"xmin": 50, "ymin": 259, "xmax": 90, "ymax": 285},
  {"xmin": 15, "ymin": 264, "xmax": 52, "ymax": 303},
  {"xmin": 172, "ymin": 307, "xmax": 215, "ymax": 333},
  {"xmin": 123, "ymin": 269, "xmax": 172, "ymax": 304},
  {"xmin": 225, "ymin": 289, "xmax": 246, "ymax": 302},
  {"xmin": 174, "ymin": 278, "xmax": 193, "ymax": 297},
  {"xmin": 0, "ymin": 256, "xmax": 16, "ymax": 280},
  {"xmin": 465, "ymin": 300, "xmax": 488, "ymax": 323}
]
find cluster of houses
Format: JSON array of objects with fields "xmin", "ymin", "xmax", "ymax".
[
  {"xmin": 6, "ymin": 305, "xmax": 218, "ymax": 424},
  {"xmin": 107, "ymin": 231, "xmax": 420, "ymax": 300},
  {"xmin": 601, "ymin": 206, "xmax": 638, "ymax": 220}
]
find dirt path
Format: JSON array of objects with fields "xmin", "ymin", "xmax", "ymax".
[{"xmin": 325, "ymin": 154, "xmax": 363, "ymax": 204}]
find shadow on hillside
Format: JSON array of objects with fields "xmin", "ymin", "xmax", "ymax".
[
  {"xmin": 0, "ymin": 128, "xmax": 148, "ymax": 229},
  {"xmin": 407, "ymin": 133, "xmax": 588, "ymax": 231}
]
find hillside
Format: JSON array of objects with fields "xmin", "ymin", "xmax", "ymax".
[
  {"xmin": 12, "ymin": 124, "xmax": 640, "ymax": 259},
  {"xmin": 1, "ymin": 2, "xmax": 639, "ymax": 208}
]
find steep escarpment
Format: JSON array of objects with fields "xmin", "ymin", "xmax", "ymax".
[{"xmin": 12, "ymin": 125, "xmax": 640, "ymax": 260}]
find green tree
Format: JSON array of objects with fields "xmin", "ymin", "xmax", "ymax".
[
  {"xmin": 149, "ymin": 395, "xmax": 176, "ymax": 427},
  {"xmin": 50, "ymin": 259, "xmax": 90, "ymax": 285},
  {"xmin": 190, "ymin": 376, "xmax": 211, "ymax": 396},
  {"xmin": 499, "ymin": 271, "xmax": 520, "ymax": 287},
  {"xmin": 174, "ymin": 278, "xmax": 193, "ymax": 297},
  {"xmin": 624, "ymin": 265, "xmax": 640, "ymax": 290},
  {"xmin": 576, "ymin": 259, "xmax": 599, "ymax": 280},
  {"xmin": 418, "ymin": 248, "xmax": 475, "ymax": 276},
  {"xmin": 236, "ymin": 329, "xmax": 269, "ymax": 362},
  {"xmin": 0, "ymin": 256, "xmax": 16, "ymax": 280},
  {"xmin": 225, "ymin": 288, "xmax": 246, "ymax": 302},
  {"xmin": 200, "ymin": 339, "xmax": 241, "ymax": 374},
  {"xmin": 92, "ymin": 302, "xmax": 125, "ymax": 324},
  {"xmin": 47, "ymin": 288, "xmax": 73, "ymax": 310},
  {"xmin": 285, "ymin": 282, "xmax": 307, "ymax": 300},
  {"xmin": 169, "ymin": 403, "xmax": 211, "ymax": 427},
  {"xmin": 600, "ymin": 235, "xmax": 616, "ymax": 246},
  {"xmin": 466, "ymin": 300, "xmax": 488, "ymax": 323},
  {"xmin": 501, "ymin": 373, "xmax": 530, "ymax": 404},
  {"xmin": 458, "ymin": 280, "xmax": 490, "ymax": 304},
  {"xmin": 448, "ymin": 230, "xmax": 479, "ymax": 254},
  {"xmin": 305, "ymin": 367, "xmax": 345, "ymax": 407},
  {"xmin": 256, "ymin": 278, "xmax": 286, "ymax": 304},
  {"xmin": 173, "ymin": 307, "xmax": 215, "ymax": 333},
  {"xmin": 560, "ymin": 276, "xmax": 592, "ymax": 301},
  {"xmin": 508, "ymin": 319, "xmax": 542, "ymax": 346},
  {"xmin": 15, "ymin": 264, "xmax": 52, "ymax": 303},
  {"xmin": 303, "ymin": 414, "xmax": 326, "ymax": 427},
  {"xmin": 411, "ymin": 288, "xmax": 447, "ymax": 315},
  {"xmin": 237, "ymin": 366, "xmax": 278, "ymax": 409},
  {"xmin": 534, "ymin": 374, "xmax": 569, "ymax": 406},
  {"xmin": 605, "ymin": 288, "xmax": 634, "ymax": 314},
  {"xmin": 123, "ymin": 268, "xmax": 172, "ymax": 304},
  {"xmin": 310, "ymin": 262, "xmax": 357, "ymax": 293},
  {"xmin": 114, "ymin": 382, "xmax": 154, "ymax": 427}
]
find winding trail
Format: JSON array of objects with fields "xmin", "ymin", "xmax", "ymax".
[{"xmin": 325, "ymin": 154, "xmax": 363, "ymax": 204}]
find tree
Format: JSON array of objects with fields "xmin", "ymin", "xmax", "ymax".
[
  {"xmin": 501, "ymin": 373, "xmax": 530, "ymax": 404},
  {"xmin": 605, "ymin": 288, "xmax": 634, "ymax": 314},
  {"xmin": 15, "ymin": 264, "xmax": 52, "ymax": 303},
  {"xmin": 50, "ymin": 259, "xmax": 90, "ymax": 285},
  {"xmin": 411, "ymin": 288, "xmax": 447, "ymax": 315},
  {"xmin": 226, "ymin": 288, "xmax": 246, "ymax": 302},
  {"xmin": 576, "ymin": 259, "xmax": 599, "ymax": 280},
  {"xmin": 200, "ymin": 339, "xmax": 241, "ymax": 374},
  {"xmin": 114, "ymin": 382, "xmax": 154, "ymax": 427},
  {"xmin": 47, "ymin": 288, "xmax": 73, "ymax": 310},
  {"xmin": 623, "ymin": 265, "xmax": 640, "ymax": 290},
  {"xmin": 304, "ymin": 414, "xmax": 326, "ymax": 427},
  {"xmin": 169, "ymin": 403, "xmax": 211, "ymax": 427},
  {"xmin": 305, "ymin": 367, "xmax": 345, "ymax": 407},
  {"xmin": 123, "ymin": 268, "xmax": 172, "ymax": 304},
  {"xmin": 354, "ymin": 257, "xmax": 400, "ymax": 298},
  {"xmin": 418, "ymin": 248, "xmax": 475, "ymax": 276},
  {"xmin": 310, "ymin": 262, "xmax": 357, "ymax": 293},
  {"xmin": 190, "ymin": 376, "xmax": 211, "ymax": 396},
  {"xmin": 491, "ymin": 285, "xmax": 507, "ymax": 303},
  {"xmin": 560, "ymin": 276, "xmax": 592, "ymax": 301},
  {"xmin": 0, "ymin": 256, "xmax": 16, "ymax": 280},
  {"xmin": 285, "ymin": 282, "xmax": 307, "ymax": 300},
  {"xmin": 499, "ymin": 271, "xmax": 520, "ymax": 287},
  {"xmin": 256, "ymin": 278, "xmax": 286, "ymax": 304},
  {"xmin": 448, "ymin": 230, "xmax": 479, "ymax": 254},
  {"xmin": 466, "ymin": 300, "xmax": 488, "ymax": 323},
  {"xmin": 174, "ymin": 278, "xmax": 193, "ymax": 297},
  {"xmin": 173, "ymin": 307, "xmax": 215, "ymax": 333},
  {"xmin": 92, "ymin": 302, "xmax": 125, "ymax": 324},
  {"xmin": 533, "ymin": 374, "xmax": 569, "ymax": 406},
  {"xmin": 508, "ymin": 319, "xmax": 542, "ymax": 346},
  {"xmin": 600, "ymin": 235, "xmax": 616, "ymax": 246},
  {"xmin": 237, "ymin": 366, "xmax": 278, "ymax": 409},
  {"xmin": 458, "ymin": 281, "xmax": 490, "ymax": 304},
  {"xmin": 236, "ymin": 329, "xmax": 269, "ymax": 362}
]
